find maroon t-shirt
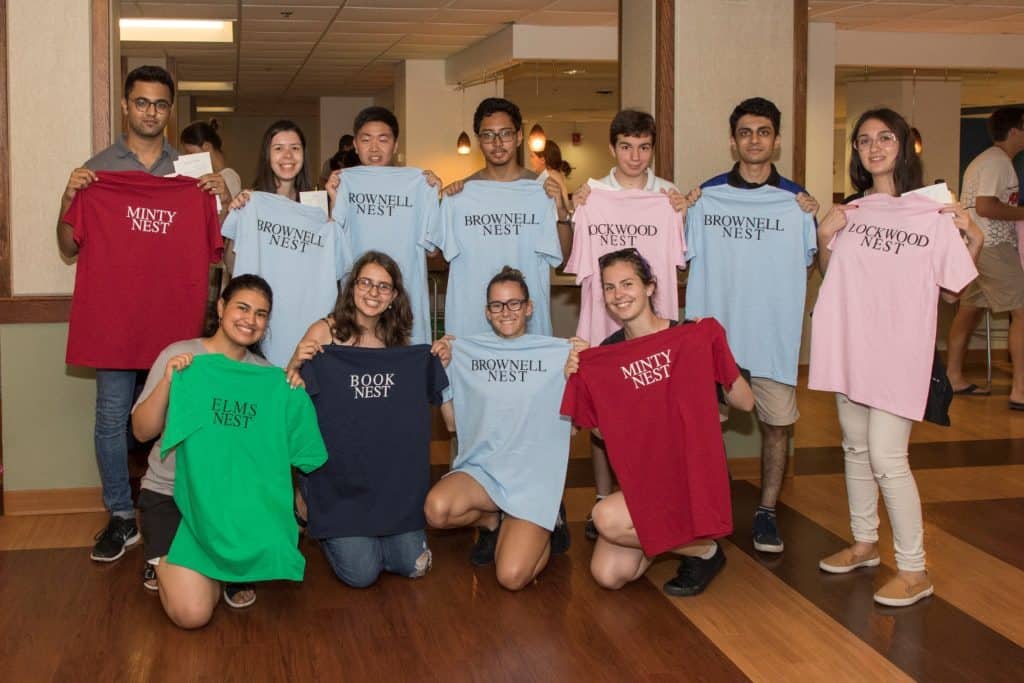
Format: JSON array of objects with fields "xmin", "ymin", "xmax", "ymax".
[
  {"xmin": 560, "ymin": 319, "xmax": 739, "ymax": 555},
  {"xmin": 62, "ymin": 171, "xmax": 222, "ymax": 369}
]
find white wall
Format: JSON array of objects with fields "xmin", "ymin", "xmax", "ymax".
[
  {"xmin": 319, "ymin": 96, "xmax": 373, "ymax": 171},
  {"xmin": 8, "ymin": 0, "xmax": 93, "ymax": 295},
  {"xmin": 674, "ymin": 0, "xmax": 794, "ymax": 191}
]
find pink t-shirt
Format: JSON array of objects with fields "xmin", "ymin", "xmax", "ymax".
[
  {"xmin": 809, "ymin": 193, "xmax": 977, "ymax": 420},
  {"xmin": 566, "ymin": 185, "xmax": 685, "ymax": 344}
]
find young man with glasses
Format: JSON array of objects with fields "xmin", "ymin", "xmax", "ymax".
[
  {"xmin": 57, "ymin": 65, "xmax": 230, "ymax": 563},
  {"xmin": 946, "ymin": 107, "xmax": 1024, "ymax": 407},
  {"xmin": 683, "ymin": 97, "xmax": 819, "ymax": 557}
]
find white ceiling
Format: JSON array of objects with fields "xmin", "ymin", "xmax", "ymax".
[
  {"xmin": 809, "ymin": 0, "xmax": 1024, "ymax": 33},
  {"xmin": 119, "ymin": 0, "xmax": 618, "ymax": 107}
]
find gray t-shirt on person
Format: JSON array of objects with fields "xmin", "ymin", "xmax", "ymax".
[
  {"xmin": 135, "ymin": 338, "xmax": 271, "ymax": 496},
  {"xmin": 84, "ymin": 136, "xmax": 179, "ymax": 175}
]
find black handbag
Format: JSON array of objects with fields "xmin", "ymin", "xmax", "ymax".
[{"xmin": 924, "ymin": 350, "xmax": 953, "ymax": 426}]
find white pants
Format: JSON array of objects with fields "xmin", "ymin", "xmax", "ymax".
[{"xmin": 835, "ymin": 394, "xmax": 925, "ymax": 571}]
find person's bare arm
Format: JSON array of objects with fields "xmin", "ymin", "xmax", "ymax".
[
  {"xmin": 440, "ymin": 400, "xmax": 455, "ymax": 432},
  {"xmin": 975, "ymin": 196, "xmax": 1024, "ymax": 222},
  {"xmin": 132, "ymin": 353, "xmax": 195, "ymax": 441},
  {"xmin": 57, "ymin": 167, "xmax": 98, "ymax": 258},
  {"xmin": 724, "ymin": 374, "xmax": 755, "ymax": 412}
]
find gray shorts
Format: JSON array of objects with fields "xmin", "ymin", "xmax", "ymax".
[{"xmin": 961, "ymin": 243, "xmax": 1024, "ymax": 313}]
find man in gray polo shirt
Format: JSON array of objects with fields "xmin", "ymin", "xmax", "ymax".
[{"xmin": 57, "ymin": 65, "xmax": 230, "ymax": 563}]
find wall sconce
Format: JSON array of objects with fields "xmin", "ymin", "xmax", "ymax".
[{"xmin": 528, "ymin": 123, "xmax": 546, "ymax": 152}]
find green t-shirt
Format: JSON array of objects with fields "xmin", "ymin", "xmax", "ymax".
[{"xmin": 161, "ymin": 354, "xmax": 327, "ymax": 582}]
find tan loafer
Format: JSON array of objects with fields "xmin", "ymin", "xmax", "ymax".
[
  {"xmin": 874, "ymin": 573, "xmax": 933, "ymax": 607},
  {"xmin": 818, "ymin": 546, "xmax": 881, "ymax": 574}
]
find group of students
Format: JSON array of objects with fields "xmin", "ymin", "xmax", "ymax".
[{"xmin": 57, "ymin": 65, "xmax": 993, "ymax": 630}]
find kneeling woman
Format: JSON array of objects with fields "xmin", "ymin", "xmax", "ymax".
[
  {"xmin": 563, "ymin": 249, "xmax": 754, "ymax": 596},
  {"xmin": 424, "ymin": 267, "xmax": 573, "ymax": 591},
  {"xmin": 132, "ymin": 275, "xmax": 274, "ymax": 628},
  {"xmin": 287, "ymin": 251, "xmax": 450, "ymax": 588}
]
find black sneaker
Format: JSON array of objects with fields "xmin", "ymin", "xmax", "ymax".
[
  {"xmin": 91, "ymin": 516, "xmax": 140, "ymax": 562},
  {"xmin": 469, "ymin": 517, "xmax": 501, "ymax": 567},
  {"xmin": 550, "ymin": 504, "xmax": 571, "ymax": 555},
  {"xmin": 752, "ymin": 510, "xmax": 784, "ymax": 553},
  {"xmin": 584, "ymin": 515, "xmax": 598, "ymax": 541},
  {"xmin": 143, "ymin": 562, "xmax": 159, "ymax": 592},
  {"xmin": 663, "ymin": 544, "xmax": 725, "ymax": 597}
]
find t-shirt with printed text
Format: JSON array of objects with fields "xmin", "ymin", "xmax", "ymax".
[
  {"xmin": 560, "ymin": 320, "xmax": 739, "ymax": 555},
  {"xmin": 685, "ymin": 184, "xmax": 817, "ymax": 386},
  {"xmin": 62, "ymin": 171, "xmax": 222, "ymax": 369},
  {"xmin": 566, "ymin": 184, "xmax": 686, "ymax": 345},
  {"xmin": 300, "ymin": 345, "xmax": 448, "ymax": 539},
  {"xmin": 333, "ymin": 166, "xmax": 440, "ymax": 344},
  {"xmin": 448, "ymin": 333, "xmax": 572, "ymax": 530},
  {"xmin": 223, "ymin": 191, "xmax": 348, "ymax": 367},
  {"xmin": 428, "ymin": 179, "xmax": 561, "ymax": 336},
  {"xmin": 809, "ymin": 192, "xmax": 978, "ymax": 420},
  {"xmin": 161, "ymin": 354, "xmax": 327, "ymax": 582}
]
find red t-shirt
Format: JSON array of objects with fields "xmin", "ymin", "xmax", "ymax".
[
  {"xmin": 62, "ymin": 171, "xmax": 222, "ymax": 369},
  {"xmin": 560, "ymin": 319, "xmax": 739, "ymax": 555}
]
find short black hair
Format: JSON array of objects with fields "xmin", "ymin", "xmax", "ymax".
[
  {"xmin": 353, "ymin": 106, "xmax": 399, "ymax": 139},
  {"xmin": 987, "ymin": 107, "xmax": 1024, "ymax": 143},
  {"xmin": 124, "ymin": 65, "xmax": 175, "ymax": 101},
  {"xmin": 473, "ymin": 98, "xmax": 522, "ymax": 134},
  {"xmin": 180, "ymin": 120, "xmax": 222, "ymax": 150},
  {"xmin": 729, "ymin": 97, "xmax": 781, "ymax": 136},
  {"xmin": 609, "ymin": 109, "xmax": 656, "ymax": 146}
]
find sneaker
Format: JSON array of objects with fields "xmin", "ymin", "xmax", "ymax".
[
  {"xmin": 90, "ymin": 516, "xmax": 141, "ymax": 562},
  {"xmin": 550, "ymin": 504, "xmax": 571, "ymax": 555},
  {"xmin": 470, "ymin": 517, "xmax": 501, "ymax": 567},
  {"xmin": 818, "ymin": 546, "xmax": 881, "ymax": 574},
  {"xmin": 663, "ymin": 544, "xmax": 725, "ymax": 597},
  {"xmin": 143, "ymin": 562, "xmax": 159, "ymax": 592},
  {"xmin": 873, "ymin": 573, "xmax": 933, "ymax": 607},
  {"xmin": 752, "ymin": 510, "xmax": 784, "ymax": 553},
  {"xmin": 584, "ymin": 515, "xmax": 598, "ymax": 541}
]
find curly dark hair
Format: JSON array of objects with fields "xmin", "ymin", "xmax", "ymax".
[{"xmin": 330, "ymin": 251, "xmax": 412, "ymax": 347}]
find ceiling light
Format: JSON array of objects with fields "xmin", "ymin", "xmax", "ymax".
[
  {"xmin": 527, "ymin": 124, "xmax": 546, "ymax": 153},
  {"xmin": 562, "ymin": 68, "xmax": 585, "ymax": 76},
  {"xmin": 119, "ymin": 19, "xmax": 233, "ymax": 43},
  {"xmin": 196, "ymin": 106, "xmax": 234, "ymax": 113},
  {"xmin": 456, "ymin": 131, "xmax": 471, "ymax": 155},
  {"xmin": 178, "ymin": 81, "xmax": 235, "ymax": 92}
]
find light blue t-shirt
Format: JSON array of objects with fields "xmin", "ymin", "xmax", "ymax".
[
  {"xmin": 333, "ymin": 166, "xmax": 439, "ymax": 344},
  {"xmin": 684, "ymin": 184, "xmax": 817, "ymax": 386},
  {"xmin": 447, "ymin": 333, "xmax": 572, "ymax": 531},
  {"xmin": 428, "ymin": 179, "xmax": 561, "ymax": 337},
  {"xmin": 223, "ymin": 191, "xmax": 347, "ymax": 368}
]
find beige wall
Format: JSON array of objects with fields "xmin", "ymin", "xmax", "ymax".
[
  {"xmin": 207, "ymin": 113, "xmax": 321, "ymax": 191},
  {"xmin": 520, "ymin": 120, "xmax": 614, "ymax": 192},
  {"xmin": 674, "ymin": 0, "xmax": 794, "ymax": 191},
  {"xmin": 8, "ymin": 0, "xmax": 93, "ymax": 296},
  {"xmin": 319, "ymin": 96, "xmax": 373, "ymax": 171},
  {"xmin": 619, "ymin": 0, "xmax": 655, "ymax": 113},
  {"xmin": 1, "ymin": 324, "xmax": 98, "ymax": 491}
]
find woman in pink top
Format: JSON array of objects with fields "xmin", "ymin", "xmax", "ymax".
[{"xmin": 813, "ymin": 108, "xmax": 982, "ymax": 607}]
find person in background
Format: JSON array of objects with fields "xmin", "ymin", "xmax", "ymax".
[{"xmin": 180, "ymin": 119, "xmax": 242, "ymax": 200}]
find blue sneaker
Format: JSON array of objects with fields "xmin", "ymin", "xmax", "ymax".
[{"xmin": 752, "ymin": 510, "xmax": 784, "ymax": 553}]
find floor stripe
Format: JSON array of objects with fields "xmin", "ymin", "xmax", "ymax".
[
  {"xmin": 923, "ymin": 498, "xmax": 1024, "ymax": 572},
  {"xmin": 793, "ymin": 438, "xmax": 1024, "ymax": 475},
  {"xmin": 731, "ymin": 481, "xmax": 1024, "ymax": 680}
]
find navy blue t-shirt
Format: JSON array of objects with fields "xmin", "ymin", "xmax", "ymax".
[{"xmin": 300, "ymin": 345, "xmax": 448, "ymax": 538}]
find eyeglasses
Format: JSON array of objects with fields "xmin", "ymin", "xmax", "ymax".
[
  {"xmin": 130, "ymin": 97, "xmax": 172, "ymax": 114},
  {"xmin": 486, "ymin": 298, "xmax": 527, "ymax": 313},
  {"xmin": 478, "ymin": 129, "xmax": 517, "ymax": 144},
  {"xmin": 354, "ymin": 277, "xmax": 394, "ymax": 295},
  {"xmin": 853, "ymin": 131, "xmax": 898, "ymax": 150}
]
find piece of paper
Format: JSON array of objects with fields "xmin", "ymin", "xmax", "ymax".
[
  {"xmin": 903, "ymin": 182, "xmax": 953, "ymax": 205},
  {"xmin": 174, "ymin": 152, "xmax": 221, "ymax": 212},
  {"xmin": 300, "ymin": 190, "xmax": 329, "ymax": 220}
]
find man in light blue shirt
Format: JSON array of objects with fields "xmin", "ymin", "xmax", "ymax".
[{"xmin": 686, "ymin": 98, "xmax": 819, "ymax": 555}]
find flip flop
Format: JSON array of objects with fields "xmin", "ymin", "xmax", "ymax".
[
  {"xmin": 223, "ymin": 583, "xmax": 257, "ymax": 609},
  {"xmin": 953, "ymin": 383, "xmax": 990, "ymax": 396},
  {"xmin": 1009, "ymin": 401, "xmax": 1024, "ymax": 411}
]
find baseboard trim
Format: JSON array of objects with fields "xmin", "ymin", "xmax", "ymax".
[{"xmin": 3, "ymin": 486, "xmax": 105, "ymax": 515}]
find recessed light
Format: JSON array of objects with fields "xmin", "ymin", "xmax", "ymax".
[
  {"xmin": 119, "ymin": 19, "xmax": 233, "ymax": 43},
  {"xmin": 178, "ymin": 81, "xmax": 235, "ymax": 92},
  {"xmin": 196, "ymin": 106, "xmax": 235, "ymax": 113}
]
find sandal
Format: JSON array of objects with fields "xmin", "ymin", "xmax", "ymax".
[
  {"xmin": 223, "ymin": 583, "xmax": 257, "ymax": 609},
  {"xmin": 143, "ymin": 562, "xmax": 159, "ymax": 592}
]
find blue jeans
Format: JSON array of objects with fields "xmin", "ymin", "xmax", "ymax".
[
  {"xmin": 320, "ymin": 530, "xmax": 431, "ymax": 588},
  {"xmin": 95, "ymin": 369, "xmax": 138, "ymax": 518}
]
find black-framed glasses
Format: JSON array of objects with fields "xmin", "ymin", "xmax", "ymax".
[
  {"xmin": 354, "ymin": 277, "xmax": 394, "ymax": 295},
  {"xmin": 486, "ymin": 298, "xmax": 527, "ymax": 313},
  {"xmin": 478, "ymin": 129, "xmax": 516, "ymax": 144},
  {"xmin": 130, "ymin": 97, "xmax": 172, "ymax": 113}
]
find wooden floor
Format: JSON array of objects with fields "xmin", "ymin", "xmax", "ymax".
[{"xmin": 1, "ymin": 365, "xmax": 1023, "ymax": 681}]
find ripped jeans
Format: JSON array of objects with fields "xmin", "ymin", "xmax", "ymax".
[
  {"xmin": 320, "ymin": 529, "xmax": 432, "ymax": 588},
  {"xmin": 836, "ymin": 394, "xmax": 924, "ymax": 571}
]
